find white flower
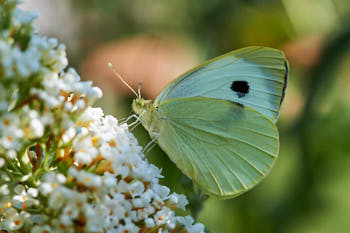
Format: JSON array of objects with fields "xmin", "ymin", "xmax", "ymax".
[
  {"xmin": 31, "ymin": 225, "xmax": 52, "ymax": 233},
  {"xmin": 154, "ymin": 207, "xmax": 173, "ymax": 226},
  {"xmin": 0, "ymin": 2, "xmax": 205, "ymax": 232},
  {"xmin": 85, "ymin": 204, "xmax": 109, "ymax": 232},
  {"xmin": 0, "ymin": 184, "xmax": 10, "ymax": 195},
  {"xmin": 145, "ymin": 218, "xmax": 155, "ymax": 228},
  {"xmin": 102, "ymin": 172, "xmax": 117, "ymax": 187},
  {"xmin": 13, "ymin": 8, "xmax": 39, "ymax": 24},
  {"xmin": 129, "ymin": 180, "xmax": 145, "ymax": 197},
  {"xmin": 132, "ymin": 198, "xmax": 144, "ymax": 208},
  {"xmin": 176, "ymin": 216, "xmax": 205, "ymax": 233},
  {"xmin": 69, "ymin": 168, "xmax": 102, "ymax": 187},
  {"xmin": 168, "ymin": 193, "xmax": 188, "ymax": 211},
  {"xmin": 12, "ymin": 185, "xmax": 37, "ymax": 208},
  {"xmin": 29, "ymin": 118, "xmax": 44, "ymax": 137},
  {"xmin": 61, "ymin": 127, "xmax": 76, "ymax": 144},
  {"xmin": 116, "ymin": 220, "xmax": 139, "ymax": 233},
  {"xmin": 153, "ymin": 183, "xmax": 170, "ymax": 198},
  {"xmin": 7, "ymin": 150, "xmax": 17, "ymax": 159},
  {"xmin": 39, "ymin": 173, "xmax": 66, "ymax": 195},
  {"xmin": 5, "ymin": 211, "xmax": 29, "ymax": 230},
  {"xmin": 80, "ymin": 107, "xmax": 104, "ymax": 122}
]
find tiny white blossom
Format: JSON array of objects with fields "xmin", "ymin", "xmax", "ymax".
[
  {"xmin": 154, "ymin": 207, "xmax": 173, "ymax": 226},
  {"xmin": 168, "ymin": 193, "xmax": 188, "ymax": 210},
  {"xmin": 145, "ymin": 218, "xmax": 155, "ymax": 228},
  {"xmin": 29, "ymin": 118, "xmax": 44, "ymax": 137},
  {"xmin": 176, "ymin": 216, "xmax": 205, "ymax": 233},
  {"xmin": 61, "ymin": 127, "xmax": 76, "ymax": 144},
  {"xmin": 0, "ymin": 184, "xmax": 10, "ymax": 195},
  {"xmin": 31, "ymin": 225, "xmax": 52, "ymax": 233}
]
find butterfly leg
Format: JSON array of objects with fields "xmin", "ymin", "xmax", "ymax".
[
  {"xmin": 121, "ymin": 114, "xmax": 138, "ymax": 124},
  {"xmin": 142, "ymin": 133, "xmax": 159, "ymax": 155},
  {"xmin": 144, "ymin": 143, "xmax": 157, "ymax": 156},
  {"xmin": 128, "ymin": 111, "xmax": 145, "ymax": 127},
  {"xmin": 130, "ymin": 121, "xmax": 141, "ymax": 131}
]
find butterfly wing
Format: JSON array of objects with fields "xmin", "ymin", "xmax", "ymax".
[
  {"xmin": 156, "ymin": 97, "xmax": 279, "ymax": 198},
  {"xmin": 155, "ymin": 46, "xmax": 288, "ymax": 123}
]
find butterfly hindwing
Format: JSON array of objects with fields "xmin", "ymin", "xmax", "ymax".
[
  {"xmin": 155, "ymin": 46, "xmax": 288, "ymax": 123},
  {"xmin": 156, "ymin": 97, "xmax": 279, "ymax": 198}
]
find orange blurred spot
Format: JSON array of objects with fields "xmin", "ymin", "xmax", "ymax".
[
  {"xmin": 91, "ymin": 136, "xmax": 99, "ymax": 147},
  {"xmin": 279, "ymin": 84, "xmax": 304, "ymax": 121},
  {"xmin": 283, "ymin": 34, "xmax": 324, "ymax": 68},
  {"xmin": 81, "ymin": 34, "xmax": 200, "ymax": 99},
  {"xmin": 4, "ymin": 202, "xmax": 11, "ymax": 208},
  {"xmin": 109, "ymin": 140, "xmax": 116, "ymax": 147}
]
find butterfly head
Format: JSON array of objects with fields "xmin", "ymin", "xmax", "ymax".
[{"xmin": 132, "ymin": 98, "xmax": 153, "ymax": 116}]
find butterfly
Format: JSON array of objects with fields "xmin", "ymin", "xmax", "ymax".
[{"xmin": 112, "ymin": 46, "xmax": 288, "ymax": 199}]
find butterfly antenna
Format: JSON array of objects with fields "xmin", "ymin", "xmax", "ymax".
[
  {"xmin": 108, "ymin": 62, "xmax": 139, "ymax": 98},
  {"xmin": 137, "ymin": 82, "xmax": 142, "ymax": 100}
]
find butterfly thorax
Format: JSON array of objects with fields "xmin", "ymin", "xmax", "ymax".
[{"xmin": 132, "ymin": 98, "xmax": 163, "ymax": 139}]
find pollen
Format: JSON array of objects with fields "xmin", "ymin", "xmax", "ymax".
[
  {"xmin": 4, "ymin": 202, "xmax": 11, "ymax": 208},
  {"xmin": 3, "ymin": 119, "xmax": 10, "ymax": 126},
  {"xmin": 60, "ymin": 90, "xmax": 70, "ymax": 99},
  {"xmin": 91, "ymin": 136, "xmax": 99, "ymax": 146},
  {"xmin": 84, "ymin": 177, "xmax": 91, "ymax": 183},
  {"xmin": 109, "ymin": 140, "xmax": 116, "ymax": 147},
  {"xmin": 22, "ymin": 202, "xmax": 27, "ymax": 211},
  {"xmin": 14, "ymin": 219, "xmax": 21, "ymax": 225}
]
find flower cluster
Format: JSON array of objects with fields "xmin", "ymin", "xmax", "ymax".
[{"xmin": 0, "ymin": 1, "xmax": 205, "ymax": 232}]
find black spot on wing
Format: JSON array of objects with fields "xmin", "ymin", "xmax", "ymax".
[
  {"xmin": 280, "ymin": 61, "xmax": 289, "ymax": 105},
  {"xmin": 231, "ymin": 81, "xmax": 249, "ymax": 98}
]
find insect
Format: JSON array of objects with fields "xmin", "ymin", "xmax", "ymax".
[{"xmin": 111, "ymin": 46, "xmax": 288, "ymax": 199}]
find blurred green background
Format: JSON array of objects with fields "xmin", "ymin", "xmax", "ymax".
[{"xmin": 21, "ymin": 0, "xmax": 350, "ymax": 232}]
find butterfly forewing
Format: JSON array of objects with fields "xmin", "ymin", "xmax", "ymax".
[
  {"xmin": 156, "ymin": 97, "xmax": 279, "ymax": 198},
  {"xmin": 155, "ymin": 46, "xmax": 288, "ymax": 123}
]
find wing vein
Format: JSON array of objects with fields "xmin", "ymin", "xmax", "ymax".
[
  {"xmin": 251, "ymin": 88, "xmax": 282, "ymax": 96},
  {"xmin": 214, "ymin": 150, "xmax": 248, "ymax": 190},
  {"xmin": 168, "ymin": 120, "xmax": 276, "ymax": 158},
  {"xmin": 166, "ymin": 124, "xmax": 199, "ymax": 177},
  {"xmin": 227, "ymin": 148, "xmax": 265, "ymax": 176},
  {"xmin": 168, "ymin": 124, "xmax": 223, "ymax": 194}
]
